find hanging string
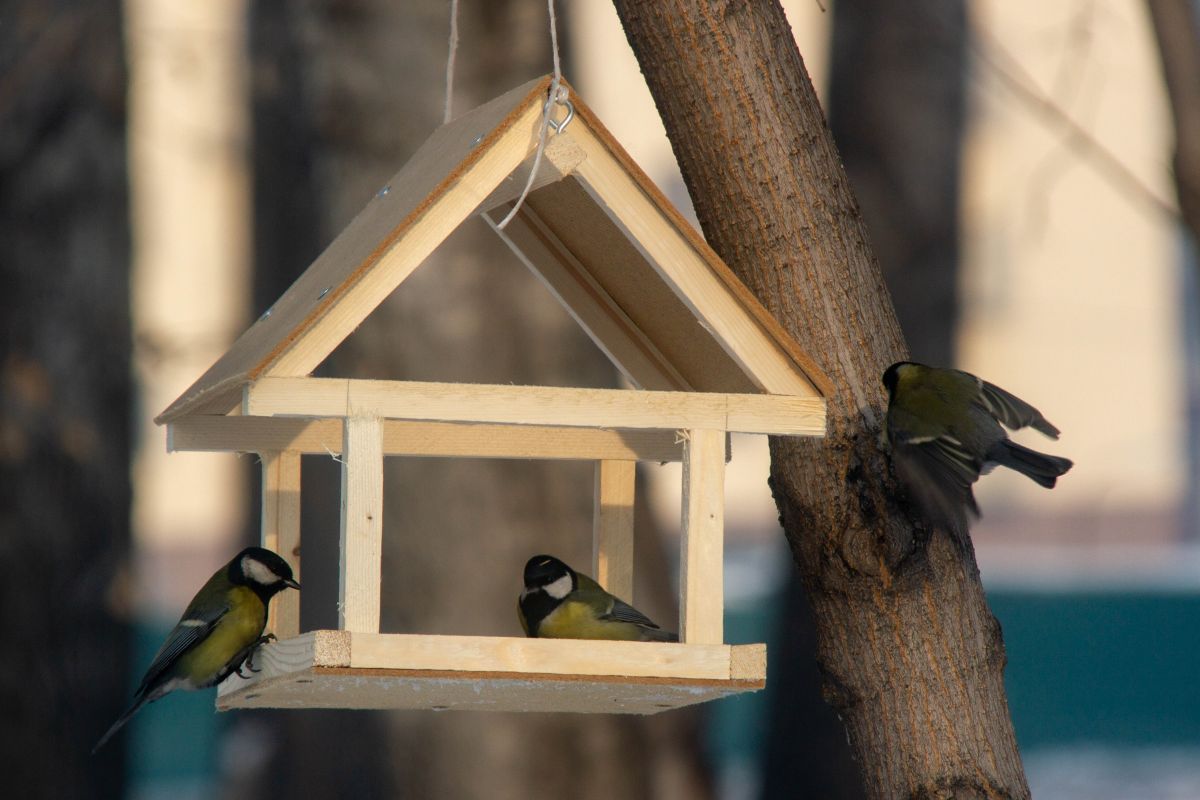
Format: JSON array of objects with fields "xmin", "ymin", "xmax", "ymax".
[
  {"xmin": 443, "ymin": 0, "xmax": 460, "ymax": 124},
  {"xmin": 495, "ymin": 0, "xmax": 564, "ymax": 230}
]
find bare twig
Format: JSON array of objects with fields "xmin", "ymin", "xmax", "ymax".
[{"xmin": 972, "ymin": 24, "xmax": 1179, "ymax": 223}]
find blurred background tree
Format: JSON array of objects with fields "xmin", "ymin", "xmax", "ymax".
[{"xmin": 0, "ymin": 2, "xmax": 131, "ymax": 798}]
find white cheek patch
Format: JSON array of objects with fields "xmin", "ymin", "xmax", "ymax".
[
  {"xmin": 544, "ymin": 574, "xmax": 573, "ymax": 600},
  {"xmin": 243, "ymin": 557, "xmax": 280, "ymax": 586}
]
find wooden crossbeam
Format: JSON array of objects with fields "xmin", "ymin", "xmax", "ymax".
[
  {"xmin": 219, "ymin": 630, "xmax": 765, "ymax": 682},
  {"xmin": 167, "ymin": 416, "xmax": 686, "ymax": 462},
  {"xmin": 243, "ymin": 377, "xmax": 826, "ymax": 436}
]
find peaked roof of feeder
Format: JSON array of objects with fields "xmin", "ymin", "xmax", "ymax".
[{"xmin": 157, "ymin": 75, "xmax": 832, "ymax": 424}]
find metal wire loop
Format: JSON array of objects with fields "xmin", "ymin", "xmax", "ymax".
[{"xmin": 547, "ymin": 93, "xmax": 574, "ymax": 134}]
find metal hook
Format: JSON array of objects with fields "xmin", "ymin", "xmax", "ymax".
[{"xmin": 546, "ymin": 89, "xmax": 574, "ymax": 134}]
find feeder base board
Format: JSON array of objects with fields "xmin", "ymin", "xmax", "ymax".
[{"xmin": 217, "ymin": 631, "xmax": 765, "ymax": 714}]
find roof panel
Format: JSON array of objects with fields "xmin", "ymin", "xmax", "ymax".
[
  {"xmin": 158, "ymin": 75, "xmax": 831, "ymax": 425},
  {"xmin": 157, "ymin": 77, "xmax": 555, "ymax": 422}
]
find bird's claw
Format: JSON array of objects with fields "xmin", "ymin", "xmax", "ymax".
[{"xmin": 235, "ymin": 634, "xmax": 278, "ymax": 677}]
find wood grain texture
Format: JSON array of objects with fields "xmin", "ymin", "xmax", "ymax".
[
  {"xmin": 486, "ymin": 204, "xmax": 690, "ymax": 392},
  {"xmin": 612, "ymin": 2, "xmax": 1029, "ymax": 797},
  {"xmin": 729, "ymin": 643, "xmax": 767, "ymax": 681},
  {"xmin": 592, "ymin": 460, "xmax": 636, "ymax": 601},
  {"xmin": 679, "ymin": 429, "xmax": 725, "ymax": 645},
  {"xmin": 244, "ymin": 376, "xmax": 827, "ymax": 436},
  {"xmin": 215, "ymin": 631, "xmax": 766, "ymax": 713},
  {"xmin": 218, "ymin": 668, "xmax": 760, "ymax": 714},
  {"xmin": 348, "ymin": 633, "xmax": 741, "ymax": 678},
  {"xmin": 156, "ymin": 77, "xmax": 553, "ymax": 422},
  {"xmin": 475, "ymin": 133, "xmax": 586, "ymax": 213},
  {"xmin": 571, "ymin": 135, "xmax": 822, "ymax": 399},
  {"xmin": 260, "ymin": 451, "xmax": 302, "ymax": 638},
  {"xmin": 521, "ymin": 177, "xmax": 762, "ymax": 393},
  {"xmin": 562, "ymin": 101, "xmax": 836, "ymax": 399},
  {"xmin": 168, "ymin": 416, "xmax": 687, "ymax": 461},
  {"xmin": 339, "ymin": 415, "xmax": 383, "ymax": 632},
  {"xmin": 158, "ymin": 74, "xmax": 835, "ymax": 425}
]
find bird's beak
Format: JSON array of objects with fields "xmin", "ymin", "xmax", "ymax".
[{"xmin": 285, "ymin": 578, "xmax": 301, "ymax": 590}]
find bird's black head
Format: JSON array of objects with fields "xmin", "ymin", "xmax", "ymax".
[
  {"xmin": 882, "ymin": 361, "xmax": 920, "ymax": 398},
  {"xmin": 522, "ymin": 554, "xmax": 575, "ymax": 599},
  {"xmin": 230, "ymin": 547, "xmax": 301, "ymax": 597}
]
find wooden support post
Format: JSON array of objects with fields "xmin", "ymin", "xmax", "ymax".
[
  {"xmin": 592, "ymin": 460, "xmax": 636, "ymax": 601},
  {"xmin": 340, "ymin": 415, "xmax": 383, "ymax": 633},
  {"xmin": 680, "ymin": 429, "xmax": 725, "ymax": 644},
  {"xmin": 261, "ymin": 450, "xmax": 302, "ymax": 638}
]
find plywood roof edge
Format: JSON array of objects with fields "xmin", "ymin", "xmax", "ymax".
[
  {"xmin": 155, "ymin": 76, "xmax": 554, "ymax": 425},
  {"xmin": 155, "ymin": 377, "xmax": 244, "ymax": 424},
  {"xmin": 565, "ymin": 83, "xmax": 836, "ymax": 400}
]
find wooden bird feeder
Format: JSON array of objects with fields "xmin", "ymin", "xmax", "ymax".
[{"xmin": 157, "ymin": 76, "xmax": 830, "ymax": 715}]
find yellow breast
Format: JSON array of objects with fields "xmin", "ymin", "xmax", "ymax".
[
  {"xmin": 177, "ymin": 586, "xmax": 266, "ymax": 685},
  {"xmin": 537, "ymin": 599, "xmax": 642, "ymax": 641}
]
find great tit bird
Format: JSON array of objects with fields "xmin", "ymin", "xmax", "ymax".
[
  {"xmin": 93, "ymin": 546, "xmax": 299, "ymax": 753},
  {"xmin": 882, "ymin": 361, "xmax": 1073, "ymax": 538},
  {"xmin": 518, "ymin": 555, "xmax": 677, "ymax": 642}
]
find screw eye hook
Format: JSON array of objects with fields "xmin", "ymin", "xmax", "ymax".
[{"xmin": 546, "ymin": 88, "xmax": 574, "ymax": 134}]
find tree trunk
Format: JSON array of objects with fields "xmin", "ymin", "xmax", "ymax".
[
  {"xmin": 611, "ymin": 2, "xmax": 1028, "ymax": 798},
  {"xmin": 764, "ymin": 5, "xmax": 969, "ymax": 797},
  {"xmin": 1144, "ymin": 0, "xmax": 1200, "ymax": 541},
  {"xmin": 0, "ymin": 4, "xmax": 131, "ymax": 798},
  {"xmin": 1145, "ymin": 0, "xmax": 1200, "ymax": 249},
  {"xmin": 225, "ymin": 2, "xmax": 712, "ymax": 798}
]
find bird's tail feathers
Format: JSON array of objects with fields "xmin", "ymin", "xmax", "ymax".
[
  {"xmin": 92, "ymin": 691, "xmax": 150, "ymax": 754},
  {"xmin": 640, "ymin": 626, "xmax": 679, "ymax": 643},
  {"xmin": 991, "ymin": 441, "xmax": 1073, "ymax": 488}
]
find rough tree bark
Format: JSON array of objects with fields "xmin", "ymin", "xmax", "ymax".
[
  {"xmin": 612, "ymin": 2, "xmax": 1028, "ymax": 798},
  {"xmin": 763, "ymin": 5, "xmax": 968, "ymax": 797},
  {"xmin": 0, "ymin": 3, "xmax": 130, "ymax": 798},
  {"xmin": 223, "ymin": 2, "xmax": 711, "ymax": 798}
]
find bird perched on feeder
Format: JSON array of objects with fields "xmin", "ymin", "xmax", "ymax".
[
  {"xmin": 881, "ymin": 361, "xmax": 1073, "ymax": 538},
  {"xmin": 518, "ymin": 554, "xmax": 677, "ymax": 642},
  {"xmin": 93, "ymin": 546, "xmax": 300, "ymax": 753}
]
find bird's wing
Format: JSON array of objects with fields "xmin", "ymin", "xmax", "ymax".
[
  {"xmin": 921, "ymin": 435, "xmax": 980, "ymax": 486},
  {"xmin": 892, "ymin": 435, "xmax": 981, "ymax": 537},
  {"xmin": 601, "ymin": 597, "xmax": 662, "ymax": 630},
  {"xmin": 574, "ymin": 573, "xmax": 663, "ymax": 630},
  {"xmin": 138, "ymin": 603, "xmax": 229, "ymax": 691},
  {"xmin": 979, "ymin": 380, "xmax": 1060, "ymax": 438}
]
